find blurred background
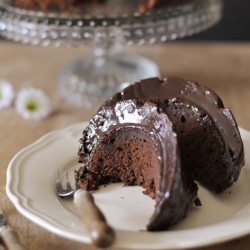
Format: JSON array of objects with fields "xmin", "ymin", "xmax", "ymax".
[
  {"xmin": 0, "ymin": 0, "xmax": 249, "ymax": 42},
  {"xmin": 184, "ymin": 0, "xmax": 249, "ymax": 41}
]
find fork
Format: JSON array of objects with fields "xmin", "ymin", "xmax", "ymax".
[
  {"xmin": 55, "ymin": 170, "xmax": 115, "ymax": 248},
  {"xmin": 0, "ymin": 208, "xmax": 27, "ymax": 250}
]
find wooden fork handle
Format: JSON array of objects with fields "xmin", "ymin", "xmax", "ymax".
[
  {"xmin": 74, "ymin": 189, "xmax": 115, "ymax": 248},
  {"xmin": 0, "ymin": 226, "xmax": 27, "ymax": 250}
]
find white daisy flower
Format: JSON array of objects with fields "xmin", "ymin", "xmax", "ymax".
[
  {"xmin": 15, "ymin": 87, "xmax": 52, "ymax": 120},
  {"xmin": 0, "ymin": 80, "xmax": 14, "ymax": 109}
]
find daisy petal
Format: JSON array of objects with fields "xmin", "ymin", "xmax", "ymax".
[
  {"xmin": 0, "ymin": 80, "xmax": 14, "ymax": 109},
  {"xmin": 15, "ymin": 87, "xmax": 52, "ymax": 120}
]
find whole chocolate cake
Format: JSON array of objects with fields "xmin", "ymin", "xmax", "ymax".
[
  {"xmin": 14, "ymin": 0, "xmax": 184, "ymax": 11},
  {"xmin": 14, "ymin": 0, "xmax": 106, "ymax": 10},
  {"xmin": 76, "ymin": 76, "xmax": 244, "ymax": 231}
]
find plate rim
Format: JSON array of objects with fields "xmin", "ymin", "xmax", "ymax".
[{"xmin": 6, "ymin": 122, "xmax": 250, "ymax": 249}]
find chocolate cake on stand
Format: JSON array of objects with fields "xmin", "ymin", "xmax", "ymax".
[{"xmin": 0, "ymin": 0, "xmax": 223, "ymax": 109}]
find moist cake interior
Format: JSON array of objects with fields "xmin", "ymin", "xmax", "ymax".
[{"xmin": 79, "ymin": 126, "xmax": 160, "ymax": 199}]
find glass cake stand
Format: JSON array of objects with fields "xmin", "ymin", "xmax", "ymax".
[{"xmin": 0, "ymin": 0, "xmax": 223, "ymax": 108}]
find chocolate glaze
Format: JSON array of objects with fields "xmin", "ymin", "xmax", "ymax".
[
  {"xmin": 76, "ymin": 100, "xmax": 199, "ymax": 230},
  {"xmin": 76, "ymin": 76, "xmax": 244, "ymax": 231},
  {"xmin": 104, "ymin": 77, "xmax": 245, "ymax": 192}
]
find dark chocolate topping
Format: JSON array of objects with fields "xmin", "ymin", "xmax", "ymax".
[
  {"xmin": 76, "ymin": 76, "xmax": 244, "ymax": 231},
  {"xmin": 77, "ymin": 100, "xmax": 198, "ymax": 230},
  {"xmin": 104, "ymin": 77, "xmax": 244, "ymax": 188}
]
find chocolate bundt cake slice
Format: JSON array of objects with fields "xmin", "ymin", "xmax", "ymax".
[
  {"xmin": 103, "ymin": 77, "xmax": 245, "ymax": 193},
  {"xmin": 75, "ymin": 76, "xmax": 244, "ymax": 231},
  {"xmin": 76, "ymin": 99, "xmax": 200, "ymax": 231}
]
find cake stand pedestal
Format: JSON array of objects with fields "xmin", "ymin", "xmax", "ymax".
[{"xmin": 0, "ymin": 0, "xmax": 223, "ymax": 108}]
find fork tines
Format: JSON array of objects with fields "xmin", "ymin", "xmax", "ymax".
[
  {"xmin": 0, "ymin": 208, "xmax": 7, "ymax": 225},
  {"xmin": 55, "ymin": 169, "xmax": 75, "ymax": 197}
]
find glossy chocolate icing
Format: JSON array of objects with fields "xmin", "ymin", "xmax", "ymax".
[
  {"xmin": 76, "ymin": 76, "xmax": 244, "ymax": 231},
  {"xmin": 77, "ymin": 100, "xmax": 199, "ymax": 230},
  {"xmin": 104, "ymin": 77, "xmax": 244, "ymax": 192}
]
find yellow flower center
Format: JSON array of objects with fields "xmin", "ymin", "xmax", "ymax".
[{"xmin": 25, "ymin": 99, "xmax": 39, "ymax": 111}]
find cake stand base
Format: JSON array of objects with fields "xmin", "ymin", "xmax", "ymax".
[{"xmin": 58, "ymin": 51, "xmax": 160, "ymax": 109}]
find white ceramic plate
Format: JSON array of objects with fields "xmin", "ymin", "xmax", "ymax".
[{"xmin": 6, "ymin": 122, "xmax": 250, "ymax": 249}]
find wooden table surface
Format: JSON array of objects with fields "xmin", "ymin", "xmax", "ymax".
[{"xmin": 0, "ymin": 41, "xmax": 250, "ymax": 250}]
